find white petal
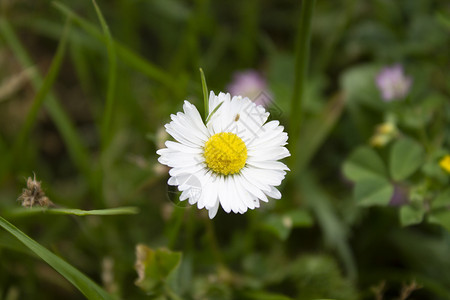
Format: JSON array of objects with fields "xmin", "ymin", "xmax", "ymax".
[
  {"xmin": 158, "ymin": 153, "xmax": 202, "ymax": 168},
  {"xmin": 246, "ymin": 160, "xmax": 290, "ymax": 171},
  {"xmin": 165, "ymin": 124, "xmax": 200, "ymax": 148},
  {"xmin": 238, "ymin": 173, "xmax": 269, "ymax": 203},
  {"xmin": 183, "ymin": 101, "xmax": 210, "ymax": 137},
  {"xmin": 208, "ymin": 200, "xmax": 220, "ymax": 219},
  {"xmin": 218, "ymin": 176, "xmax": 231, "ymax": 213},
  {"xmin": 167, "ymin": 115, "xmax": 206, "ymax": 145},
  {"xmin": 164, "ymin": 141, "xmax": 203, "ymax": 154},
  {"xmin": 246, "ymin": 123, "xmax": 287, "ymax": 148},
  {"xmin": 169, "ymin": 164, "xmax": 205, "ymax": 177},
  {"xmin": 247, "ymin": 147, "xmax": 290, "ymax": 161},
  {"xmin": 208, "ymin": 91, "xmax": 220, "ymax": 115},
  {"xmin": 253, "ymin": 199, "xmax": 261, "ymax": 208},
  {"xmin": 203, "ymin": 173, "xmax": 219, "ymax": 209},
  {"xmin": 246, "ymin": 168, "xmax": 285, "ymax": 186},
  {"xmin": 240, "ymin": 168, "xmax": 272, "ymax": 192},
  {"xmin": 234, "ymin": 177, "xmax": 255, "ymax": 210},
  {"xmin": 188, "ymin": 193, "xmax": 197, "ymax": 205},
  {"xmin": 229, "ymin": 176, "xmax": 247, "ymax": 213},
  {"xmin": 168, "ymin": 176, "xmax": 178, "ymax": 186},
  {"xmin": 266, "ymin": 186, "xmax": 282, "ymax": 199},
  {"xmin": 179, "ymin": 190, "xmax": 190, "ymax": 201}
]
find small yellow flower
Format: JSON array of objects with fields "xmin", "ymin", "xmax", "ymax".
[
  {"xmin": 377, "ymin": 123, "xmax": 395, "ymax": 135},
  {"xmin": 370, "ymin": 135, "xmax": 389, "ymax": 148},
  {"xmin": 370, "ymin": 121, "xmax": 398, "ymax": 148},
  {"xmin": 439, "ymin": 155, "xmax": 450, "ymax": 173}
]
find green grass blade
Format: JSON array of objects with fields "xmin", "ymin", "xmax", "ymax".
[
  {"xmin": 69, "ymin": 38, "xmax": 93, "ymax": 92},
  {"xmin": 53, "ymin": 2, "xmax": 174, "ymax": 88},
  {"xmin": 91, "ymin": 0, "xmax": 117, "ymax": 149},
  {"xmin": 199, "ymin": 68, "xmax": 209, "ymax": 119},
  {"xmin": 12, "ymin": 20, "xmax": 71, "ymax": 159},
  {"xmin": 0, "ymin": 216, "xmax": 114, "ymax": 300},
  {"xmin": 289, "ymin": 0, "xmax": 316, "ymax": 168},
  {"xmin": 5, "ymin": 206, "xmax": 140, "ymax": 218},
  {"xmin": 205, "ymin": 101, "xmax": 224, "ymax": 124},
  {"xmin": 296, "ymin": 92, "xmax": 346, "ymax": 173},
  {"xmin": 0, "ymin": 18, "xmax": 93, "ymax": 185},
  {"xmin": 437, "ymin": 12, "xmax": 450, "ymax": 29},
  {"xmin": 114, "ymin": 43, "xmax": 174, "ymax": 87}
]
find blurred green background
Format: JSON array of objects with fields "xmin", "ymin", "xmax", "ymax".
[{"xmin": 1, "ymin": 0, "xmax": 450, "ymax": 299}]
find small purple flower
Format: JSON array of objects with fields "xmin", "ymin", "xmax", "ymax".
[
  {"xmin": 227, "ymin": 70, "xmax": 272, "ymax": 107},
  {"xmin": 376, "ymin": 64, "xmax": 412, "ymax": 101},
  {"xmin": 389, "ymin": 185, "xmax": 408, "ymax": 207}
]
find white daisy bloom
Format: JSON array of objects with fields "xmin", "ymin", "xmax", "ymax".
[{"xmin": 157, "ymin": 91, "xmax": 290, "ymax": 218}]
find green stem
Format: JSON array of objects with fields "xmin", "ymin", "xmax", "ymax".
[
  {"xmin": 204, "ymin": 218, "xmax": 223, "ymax": 265},
  {"xmin": 199, "ymin": 68, "xmax": 209, "ymax": 120},
  {"xmin": 167, "ymin": 208, "xmax": 186, "ymax": 249},
  {"xmin": 5, "ymin": 206, "xmax": 139, "ymax": 218},
  {"xmin": 238, "ymin": 0, "xmax": 259, "ymax": 65},
  {"xmin": 92, "ymin": 0, "xmax": 117, "ymax": 150},
  {"xmin": 12, "ymin": 20, "xmax": 71, "ymax": 162},
  {"xmin": 317, "ymin": 0, "xmax": 356, "ymax": 73},
  {"xmin": 165, "ymin": 285, "xmax": 183, "ymax": 300},
  {"xmin": 289, "ymin": 0, "xmax": 316, "ymax": 170}
]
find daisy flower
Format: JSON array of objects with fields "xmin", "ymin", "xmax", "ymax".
[{"xmin": 157, "ymin": 91, "xmax": 290, "ymax": 218}]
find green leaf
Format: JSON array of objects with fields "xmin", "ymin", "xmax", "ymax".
[
  {"xmin": 398, "ymin": 94, "xmax": 445, "ymax": 129},
  {"xmin": 422, "ymin": 160, "xmax": 449, "ymax": 185},
  {"xmin": 5, "ymin": 206, "xmax": 139, "ymax": 218},
  {"xmin": 300, "ymin": 175, "xmax": 357, "ymax": 281},
  {"xmin": 400, "ymin": 205, "xmax": 425, "ymax": 226},
  {"xmin": 135, "ymin": 245, "xmax": 182, "ymax": 293},
  {"xmin": 261, "ymin": 214, "xmax": 291, "ymax": 240},
  {"xmin": 340, "ymin": 64, "xmax": 381, "ymax": 108},
  {"xmin": 390, "ymin": 138, "xmax": 425, "ymax": 181},
  {"xmin": 92, "ymin": 0, "xmax": 117, "ymax": 149},
  {"xmin": 261, "ymin": 210, "xmax": 313, "ymax": 241},
  {"xmin": 286, "ymin": 209, "xmax": 314, "ymax": 227},
  {"xmin": 0, "ymin": 216, "xmax": 113, "ymax": 300},
  {"xmin": 431, "ymin": 188, "xmax": 450, "ymax": 210},
  {"xmin": 343, "ymin": 146, "xmax": 388, "ymax": 181},
  {"xmin": 428, "ymin": 210, "xmax": 450, "ymax": 232},
  {"xmin": 354, "ymin": 178, "xmax": 393, "ymax": 206},
  {"xmin": 199, "ymin": 68, "xmax": 209, "ymax": 120}
]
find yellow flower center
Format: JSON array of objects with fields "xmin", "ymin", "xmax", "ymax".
[{"xmin": 204, "ymin": 132, "xmax": 247, "ymax": 175}]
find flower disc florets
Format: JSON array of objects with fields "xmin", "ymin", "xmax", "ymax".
[{"xmin": 204, "ymin": 132, "xmax": 247, "ymax": 175}]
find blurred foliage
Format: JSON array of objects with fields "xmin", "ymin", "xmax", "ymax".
[
  {"xmin": 134, "ymin": 245, "xmax": 181, "ymax": 297},
  {"xmin": 0, "ymin": 0, "xmax": 450, "ymax": 299}
]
